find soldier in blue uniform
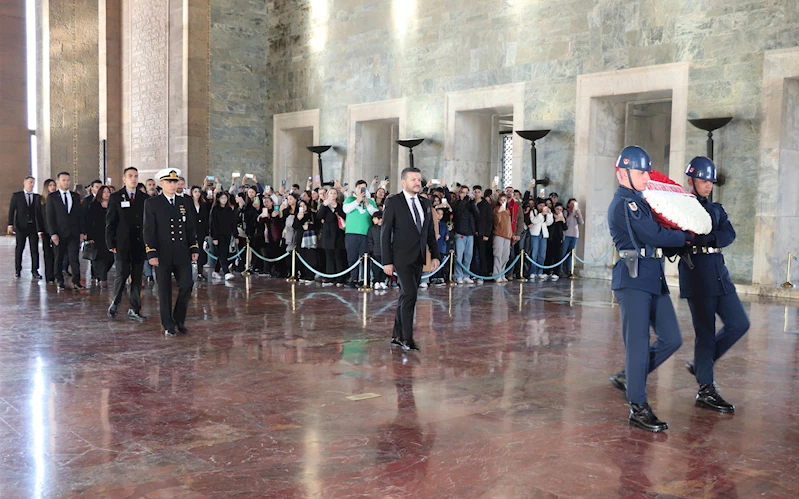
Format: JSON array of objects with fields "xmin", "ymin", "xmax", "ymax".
[
  {"xmin": 679, "ymin": 156, "xmax": 750, "ymax": 413},
  {"xmin": 607, "ymin": 146, "xmax": 694, "ymax": 432}
]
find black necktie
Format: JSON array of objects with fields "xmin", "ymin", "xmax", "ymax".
[
  {"xmin": 63, "ymin": 193, "xmax": 69, "ymax": 212},
  {"xmin": 411, "ymin": 197, "xmax": 422, "ymax": 233},
  {"xmin": 170, "ymin": 198, "xmax": 174, "ymax": 206},
  {"xmin": 27, "ymin": 193, "xmax": 31, "ymax": 206}
]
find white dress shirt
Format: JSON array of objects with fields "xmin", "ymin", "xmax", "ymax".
[
  {"xmin": 59, "ymin": 189, "xmax": 72, "ymax": 213},
  {"xmin": 403, "ymin": 190, "xmax": 424, "ymax": 226}
]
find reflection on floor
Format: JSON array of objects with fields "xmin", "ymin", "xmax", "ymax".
[{"xmin": 1, "ymin": 246, "xmax": 798, "ymax": 497}]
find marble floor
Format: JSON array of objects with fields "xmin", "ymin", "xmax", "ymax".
[{"xmin": 1, "ymin": 244, "xmax": 799, "ymax": 498}]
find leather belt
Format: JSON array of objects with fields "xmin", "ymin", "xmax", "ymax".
[
  {"xmin": 618, "ymin": 248, "xmax": 663, "ymax": 259},
  {"xmin": 690, "ymin": 246, "xmax": 722, "ymax": 255}
]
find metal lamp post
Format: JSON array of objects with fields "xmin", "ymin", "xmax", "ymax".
[
  {"xmin": 688, "ymin": 117, "xmax": 732, "ymax": 201},
  {"xmin": 396, "ymin": 138, "xmax": 425, "ymax": 169},
  {"xmin": 515, "ymin": 130, "xmax": 551, "ymax": 187},
  {"xmin": 307, "ymin": 145, "xmax": 332, "ymax": 186}
]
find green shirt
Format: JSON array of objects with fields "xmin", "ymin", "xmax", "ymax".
[{"xmin": 342, "ymin": 196, "xmax": 378, "ymax": 235}]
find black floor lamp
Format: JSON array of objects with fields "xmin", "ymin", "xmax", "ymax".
[
  {"xmin": 515, "ymin": 130, "xmax": 551, "ymax": 188},
  {"xmin": 688, "ymin": 117, "xmax": 732, "ymax": 201},
  {"xmin": 396, "ymin": 138, "xmax": 425, "ymax": 169},
  {"xmin": 307, "ymin": 145, "xmax": 332, "ymax": 186}
]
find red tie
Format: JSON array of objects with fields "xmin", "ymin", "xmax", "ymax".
[{"xmin": 130, "ymin": 191, "xmax": 135, "ymax": 202}]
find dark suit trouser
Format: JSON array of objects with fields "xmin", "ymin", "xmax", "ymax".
[
  {"xmin": 392, "ymin": 261, "xmax": 422, "ymax": 342},
  {"xmin": 15, "ymin": 229, "xmax": 39, "ymax": 274},
  {"xmin": 687, "ymin": 293, "xmax": 750, "ymax": 386},
  {"xmin": 55, "ymin": 236, "xmax": 81, "ymax": 285},
  {"xmin": 42, "ymin": 235, "xmax": 56, "ymax": 281},
  {"xmin": 475, "ymin": 237, "xmax": 491, "ymax": 277},
  {"xmin": 112, "ymin": 257, "xmax": 144, "ymax": 313},
  {"xmin": 155, "ymin": 263, "xmax": 194, "ymax": 330}
]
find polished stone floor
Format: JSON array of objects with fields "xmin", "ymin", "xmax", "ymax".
[{"xmin": 2, "ymin": 243, "xmax": 799, "ymax": 498}]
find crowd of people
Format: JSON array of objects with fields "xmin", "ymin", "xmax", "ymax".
[{"xmin": 8, "ymin": 172, "xmax": 586, "ymax": 291}]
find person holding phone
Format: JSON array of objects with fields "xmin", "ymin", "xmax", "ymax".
[
  {"xmin": 561, "ymin": 198, "xmax": 584, "ymax": 277},
  {"xmin": 342, "ymin": 180, "xmax": 378, "ymax": 287}
]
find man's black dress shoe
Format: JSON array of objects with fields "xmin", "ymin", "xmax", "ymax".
[
  {"xmin": 629, "ymin": 403, "xmax": 668, "ymax": 432},
  {"xmin": 164, "ymin": 329, "xmax": 178, "ymax": 338},
  {"xmin": 402, "ymin": 340, "xmax": 420, "ymax": 352},
  {"xmin": 128, "ymin": 310, "xmax": 147, "ymax": 322},
  {"xmin": 390, "ymin": 337, "xmax": 403, "ymax": 347},
  {"xmin": 686, "ymin": 361, "xmax": 695, "ymax": 376},
  {"xmin": 57, "ymin": 281, "xmax": 66, "ymax": 289},
  {"xmin": 610, "ymin": 371, "xmax": 627, "ymax": 392},
  {"xmin": 177, "ymin": 324, "xmax": 189, "ymax": 334},
  {"xmin": 107, "ymin": 304, "xmax": 118, "ymax": 318},
  {"xmin": 696, "ymin": 384, "xmax": 734, "ymax": 413},
  {"xmin": 73, "ymin": 283, "xmax": 85, "ymax": 290},
  {"xmin": 32, "ymin": 272, "xmax": 42, "ymax": 280},
  {"xmin": 15, "ymin": 272, "xmax": 21, "ymax": 279}
]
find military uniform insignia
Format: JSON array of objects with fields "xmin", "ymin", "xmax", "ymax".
[{"xmin": 628, "ymin": 201, "xmax": 638, "ymax": 212}]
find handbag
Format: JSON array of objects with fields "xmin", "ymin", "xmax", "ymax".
[
  {"xmin": 301, "ymin": 229, "xmax": 317, "ymax": 249},
  {"xmin": 336, "ymin": 213, "xmax": 346, "ymax": 230},
  {"xmin": 228, "ymin": 236, "xmax": 237, "ymax": 254},
  {"xmin": 81, "ymin": 241, "xmax": 98, "ymax": 261}
]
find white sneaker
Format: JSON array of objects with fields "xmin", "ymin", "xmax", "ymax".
[
  {"xmin": 541, "ymin": 274, "xmax": 550, "ymax": 281},
  {"xmin": 420, "ymin": 282, "xmax": 428, "ymax": 289},
  {"xmin": 476, "ymin": 279, "xmax": 484, "ymax": 285},
  {"xmin": 464, "ymin": 277, "xmax": 474, "ymax": 284},
  {"xmin": 224, "ymin": 273, "xmax": 235, "ymax": 280},
  {"xmin": 456, "ymin": 278, "xmax": 465, "ymax": 284},
  {"xmin": 212, "ymin": 272, "xmax": 222, "ymax": 279},
  {"xmin": 550, "ymin": 274, "xmax": 560, "ymax": 281}
]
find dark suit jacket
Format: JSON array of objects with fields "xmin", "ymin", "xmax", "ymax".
[
  {"xmin": 143, "ymin": 194, "xmax": 199, "ymax": 265},
  {"xmin": 7, "ymin": 191, "xmax": 42, "ymax": 232},
  {"xmin": 46, "ymin": 190, "xmax": 84, "ymax": 239},
  {"xmin": 106, "ymin": 189, "xmax": 149, "ymax": 263},
  {"xmin": 381, "ymin": 193, "xmax": 440, "ymax": 268}
]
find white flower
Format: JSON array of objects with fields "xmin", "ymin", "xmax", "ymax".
[{"xmin": 643, "ymin": 187, "xmax": 712, "ymax": 235}]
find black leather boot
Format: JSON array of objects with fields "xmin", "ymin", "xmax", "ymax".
[
  {"xmin": 629, "ymin": 402, "xmax": 668, "ymax": 432},
  {"xmin": 610, "ymin": 371, "xmax": 627, "ymax": 393},
  {"xmin": 696, "ymin": 384, "xmax": 734, "ymax": 413}
]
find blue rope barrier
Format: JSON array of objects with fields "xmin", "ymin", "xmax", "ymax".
[
  {"xmin": 370, "ymin": 254, "xmax": 451, "ymax": 279},
  {"xmin": 455, "ymin": 255, "xmax": 520, "ymax": 281},
  {"xmin": 295, "ymin": 253, "xmax": 362, "ymax": 279},
  {"xmin": 573, "ymin": 246, "xmax": 615, "ymax": 265},
  {"xmin": 250, "ymin": 249, "xmax": 291, "ymax": 263},
  {"xmin": 525, "ymin": 252, "xmax": 571, "ymax": 270},
  {"xmin": 205, "ymin": 245, "xmax": 247, "ymax": 262}
]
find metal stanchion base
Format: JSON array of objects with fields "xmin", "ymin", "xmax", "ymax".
[
  {"xmin": 448, "ymin": 281, "xmax": 458, "ymax": 288},
  {"xmin": 782, "ymin": 281, "xmax": 795, "ymax": 289},
  {"xmin": 286, "ymin": 277, "xmax": 297, "ymax": 283},
  {"xmin": 359, "ymin": 285, "xmax": 372, "ymax": 292},
  {"xmin": 517, "ymin": 277, "xmax": 528, "ymax": 283},
  {"xmin": 242, "ymin": 270, "xmax": 251, "ymax": 277},
  {"xmin": 569, "ymin": 273, "xmax": 578, "ymax": 280}
]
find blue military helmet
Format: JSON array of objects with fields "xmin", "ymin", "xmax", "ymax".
[
  {"xmin": 615, "ymin": 146, "xmax": 652, "ymax": 172},
  {"xmin": 685, "ymin": 156, "xmax": 717, "ymax": 183}
]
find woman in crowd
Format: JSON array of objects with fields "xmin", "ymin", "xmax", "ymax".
[
  {"xmin": 257, "ymin": 196, "xmax": 285, "ymax": 277},
  {"xmin": 210, "ymin": 191, "xmax": 237, "ymax": 280},
  {"xmin": 374, "ymin": 186, "xmax": 387, "ymax": 209},
  {"xmin": 39, "ymin": 179, "xmax": 58, "ymax": 284},
  {"xmin": 492, "ymin": 193, "xmax": 513, "ymax": 283},
  {"xmin": 235, "ymin": 192, "xmax": 257, "ymax": 272},
  {"xmin": 294, "ymin": 199, "xmax": 319, "ymax": 284},
  {"xmin": 544, "ymin": 203, "xmax": 567, "ymax": 281},
  {"xmin": 190, "ymin": 186, "xmax": 211, "ymax": 281},
  {"xmin": 317, "ymin": 188, "xmax": 347, "ymax": 286},
  {"xmin": 279, "ymin": 193, "xmax": 300, "ymax": 262},
  {"xmin": 86, "ymin": 186, "xmax": 114, "ymax": 287},
  {"xmin": 561, "ymin": 198, "xmax": 584, "ymax": 277},
  {"xmin": 528, "ymin": 199, "xmax": 554, "ymax": 280}
]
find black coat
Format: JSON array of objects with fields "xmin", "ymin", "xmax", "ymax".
[
  {"xmin": 190, "ymin": 202, "xmax": 211, "ymax": 240},
  {"xmin": 143, "ymin": 194, "xmax": 199, "ymax": 265},
  {"xmin": 476, "ymin": 199, "xmax": 494, "ymax": 238},
  {"xmin": 106, "ymin": 189, "xmax": 149, "ymax": 263},
  {"xmin": 316, "ymin": 203, "xmax": 345, "ymax": 250},
  {"xmin": 381, "ymin": 193, "xmax": 440, "ymax": 267},
  {"xmin": 7, "ymin": 191, "xmax": 43, "ymax": 232},
  {"xmin": 210, "ymin": 205, "xmax": 237, "ymax": 239},
  {"xmin": 86, "ymin": 202, "xmax": 110, "ymax": 253},
  {"xmin": 46, "ymin": 190, "xmax": 84, "ymax": 239}
]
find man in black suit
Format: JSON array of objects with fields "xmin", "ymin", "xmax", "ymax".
[
  {"xmin": 45, "ymin": 172, "xmax": 86, "ymax": 290},
  {"xmin": 7, "ymin": 176, "xmax": 43, "ymax": 279},
  {"xmin": 106, "ymin": 167, "xmax": 149, "ymax": 321},
  {"xmin": 381, "ymin": 167, "xmax": 441, "ymax": 352},
  {"xmin": 143, "ymin": 168, "xmax": 199, "ymax": 337}
]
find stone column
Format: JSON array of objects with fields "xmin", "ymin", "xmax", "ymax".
[
  {"xmin": 0, "ymin": 0, "xmax": 30, "ymax": 209},
  {"xmin": 122, "ymin": 0, "xmax": 208, "ymax": 185},
  {"xmin": 99, "ymin": 0, "xmax": 122, "ymax": 184}
]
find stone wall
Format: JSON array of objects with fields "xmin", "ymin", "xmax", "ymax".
[
  {"xmin": 256, "ymin": 0, "xmax": 799, "ymax": 284},
  {"xmin": 209, "ymin": 0, "xmax": 267, "ymax": 183}
]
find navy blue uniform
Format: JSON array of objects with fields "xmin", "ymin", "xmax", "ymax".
[
  {"xmin": 608, "ymin": 185, "xmax": 690, "ymax": 404},
  {"xmin": 678, "ymin": 196, "xmax": 750, "ymax": 386}
]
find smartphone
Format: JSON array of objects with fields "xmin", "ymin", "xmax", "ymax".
[
  {"xmin": 206, "ymin": 175, "xmax": 214, "ymax": 181},
  {"xmin": 281, "ymin": 180, "xmax": 286, "ymax": 187},
  {"xmin": 344, "ymin": 182, "xmax": 349, "ymax": 187},
  {"xmin": 384, "ymin": 176, "xmax": 389, "ymax": 181},
  {"xmin": 493, "ymin": 176, "xmax": 499, "ymax": 185},
  {"xmin": 245, "ymin": 173, "xmax": 254, "ymax": 179},
  {"xmin": 315, "ymin": 175, "xmax": 320, "ymax": 182},
  {"xmin": 308, "ymin": 176, "xmax": 312, "ymax": 181},
  {"xmin": 106, "ymin": 177, "xmax": 112, "ymax": 185},
  {"xmin": 539, "ymin": 188, "xmax": 546, "ymax": 197},
  {"xmin": 359, "ymin": 187, "xmax": 366, "ymax": 194},
  {"xmin": 431, "ymin": 178, "xmax": 440, "ymax": 184},
  {"xmin": 374, "ymin": 175, "xmax": 379, "ymax": 180},
  {"xmin": 207, "ymin": 189, "xmax": 213, "ymax": 197},
  {"xmin": 232, "ymin": 172, "xmax": 241, "ymax": 178},
  {"xmin": 574, "ymin": 201, "xmax": 579, "ymax": 209}
]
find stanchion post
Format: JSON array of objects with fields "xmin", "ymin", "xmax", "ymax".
[
  {"xmin": 448, "ymin": 250, "xmax": 457, "ymax": 287},
  {"xmin": 359, "ymin": 253, "xmax": 371, "ymax": 292},
  {"xmin": 782, "ymin": 251, "xmax": 796, "ymax": 289},
  {"xmin": 517, "ymin": 249, "xmax": 528, "ymax": 283},
  {"xmin": 242, "ymin": 239, "xmax": 251, "ymax": 277},
  {"xmin": 287, "ymin": 250, "xmax": 297, "ymax": 282},
  {"xmin": 569, "ymin": 248, "xmax": 577, "ymax": 280}
]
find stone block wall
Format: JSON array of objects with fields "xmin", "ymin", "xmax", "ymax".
[{"xmin": 254, "ymin": 0, "xmax": 799, "ymax": 284}]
